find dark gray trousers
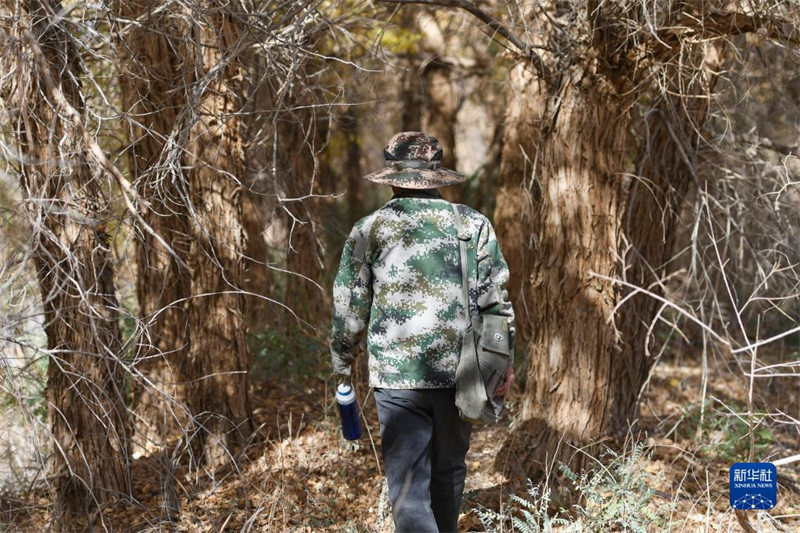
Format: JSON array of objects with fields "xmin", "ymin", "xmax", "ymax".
[{"xmin": 374, "ymin": 388, "xmax": 472, "ymax": 533}]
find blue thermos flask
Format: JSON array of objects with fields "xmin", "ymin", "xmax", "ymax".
[{"xmin": 336, "ymin": 384, "xmax": 363, "ymax": 440}]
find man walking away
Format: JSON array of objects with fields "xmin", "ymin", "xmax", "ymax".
[{"xmin": 330, "ymin": 131, "xmax": 515, "ymax": 532}]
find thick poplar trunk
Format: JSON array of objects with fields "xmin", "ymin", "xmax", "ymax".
[
  {"xmin": 116, "ymin": 0, "xmax": 192, "ymax": 454},
  {"xmin": 182, "ymin": 8, "xmax": 253, "ymax": 466},
  {"xmin": 615, "ymin": 51, "xmax": 721, "ymax": 433},
  {"xmin": 115, "ymin": 0, "xmax": 253, "ymax": 465},
  {"xmin": 15, "ymin": 1, "xmax": 131, "ymax": 525},
  {"xmin": 495, "ymin": 61, "xmax": 631, "ymax": 478},
  {"xmin": 496, "ymin": 13, "xmax": 719, "ymax": 483}
]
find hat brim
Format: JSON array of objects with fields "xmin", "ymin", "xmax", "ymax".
[{"xmin": 362, "ymin": 167, "xmax": 466, "ymax": 189}]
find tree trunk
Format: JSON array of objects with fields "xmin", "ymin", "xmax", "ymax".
[
  {"xmin": 495, "ymin": 61, "xmax": 631, "ymax": 480},
  {"xmin": 471, "ymin": 121, "xmax": 503, "ymax": 215},
  {"xmin": 238, "ymin": 48, "xmax": 327, "ymax": 335},
  {"xmin": 615, "ymin": 48, "xmax": 722, "ymax": 433},
  {"xmin": 399, "ymin": 10, "xmax": 423, "ymax": 132},
  {"xmin": 282, "ymin": 117, "xmax": 327, "ymax": 329},
  {"xmin": 424, "ymin": 63, "xmax": 463, "ymax": 203},
  {"xmin": 182, "ymin": 6, "xmax": 253, "ymax": 466},
  {"xmin": 115, "ymin": 0, "xmax": 253, "ymax": 466},
  {"xmin": 495, "ymin": 15, "xmax": 721, "ymax": 484},
  {"xmin": 400, "ymin": 73, "xmax": 424, "ymax": 132},
  {"xmin": 340, "ymin": 106, "xmax": 365, "ymax": 225},
  {"xmin": 14, "ymin": 0, "xmax": 131, "ymax": 525},
  {"xmin": 115, "ymin": 0, "xmax": 192, "ymax": 455},
  {"xmin": 240, "ymin": 52, "xmax": 278, "ymax": 338},
  {"xmin": 418, "ymin": 10, "xmax": 463, "ymax": 203}
]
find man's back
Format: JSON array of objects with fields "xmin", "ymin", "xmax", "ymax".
[{"xmin": 331, "ymin": 189, "xmax": 513, "ymax": 389}]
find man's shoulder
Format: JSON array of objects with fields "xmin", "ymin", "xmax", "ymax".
[
  {"xmin": 452, "ymin": 203, "xmax": 492, "ymax": 236},
  {"xmin": 355, "ymin": 199, "xmax": 491, "ymax": 234},
  {"xmin": 453, "ymin": 203, "xmax": 490, "ymax": 222},
  {"xmin": 381, "ymin": 198, "xmax": 490, "ymax": 220},
  {"xmin": 351, "ymin": 210, "xmax": 382, "ymax": 236}
]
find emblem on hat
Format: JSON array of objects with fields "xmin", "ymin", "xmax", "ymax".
[{"xmin": 362, "ymin": 131, "xmax": 466, "ymax": 189}]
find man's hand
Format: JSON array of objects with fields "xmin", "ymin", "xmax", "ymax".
[
  {"xmin": 495, "ymin": 365, "xmax": 515, "ymax": 398},
  {"xmin": 335, "ymin": 371, "xmax": 352, "ymax": 390}
]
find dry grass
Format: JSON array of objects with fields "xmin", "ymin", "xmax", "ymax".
[{"xmin": 2, "ymin": 347, "xmax": 798, "ymax": 532}]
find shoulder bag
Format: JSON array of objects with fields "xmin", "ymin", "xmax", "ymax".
[{"xmin": 451, "ymin": 204, "xmax": 512, "ymax": 425}]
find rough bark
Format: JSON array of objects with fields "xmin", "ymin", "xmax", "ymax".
[
  {"xmin": 615, "ymin": 48, "xmax": 722, "ymax": 434},
  {"xmin": 491, "ymin": 4, "xmax": 727, "ymax": 487},
  {"xmin": 14, "ymin": 0, "xmax": 131, "ymax": 525},
  {"xmin": 115, "ymin": 0, "xmax": 253, "ymax": 466},
  {"xmin": 115, "ymin": 0, "xmax": 192, "ymax": 454},
  {"xmin": 495, "ymin": 59, "xmax": 631, "ymax": 480},
  {"xmin": 181, "ymin": 5, "xmax": 254, "ymax": 467},
  {"xmin": 418, "ymin": 10, "xmax": 463, "ymax": 203}
]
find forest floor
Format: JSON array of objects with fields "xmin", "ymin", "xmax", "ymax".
[{"xmin": 2, "ymin": 349, "xmax": 800, "ymax": 532}]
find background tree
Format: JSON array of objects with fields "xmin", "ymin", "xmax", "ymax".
[
  {"xmin": 269, "ymin": 70, "xmax": 329, "ymax": 333},
  {"xmin": 115, "ymin": 0, "xmax": 253, "ymax": 466},
  {"xmin": 179, "ymin": 1, "xmax": 253, "ymax": 467},
  {"xmin": 115, "ymin": 0, "xmax": 354, "ymax": 466},
  {"xmin": 115, "ymin": 0, "xmax": 193, "ymax": 455},
  {"xmin": 5, "ymin": 1, "xmax": 131, "ymax": 527},
  {"xmin": 495, "ymin": 1, "xmax": 799, "ymax": 481}
]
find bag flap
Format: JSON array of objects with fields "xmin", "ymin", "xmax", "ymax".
[{"xmin": 479, "ymin": 315, "xmax": 512, "ymax": 356}]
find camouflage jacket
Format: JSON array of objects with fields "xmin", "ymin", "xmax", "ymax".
[{"xmin": 330, "ymin": 189, "xmax": 515, "ymax": 389}]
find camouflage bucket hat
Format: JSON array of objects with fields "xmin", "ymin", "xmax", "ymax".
[{"xmin": 362, "ymin": 131, "xmax": 466, "ymax": 189}]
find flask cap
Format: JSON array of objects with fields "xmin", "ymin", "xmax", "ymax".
[{"xmin": 336, "ymin": 384, "xmax": 356, "ymax": 405}]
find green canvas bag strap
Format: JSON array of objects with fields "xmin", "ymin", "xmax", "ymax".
[
  {"xmin": 451, "ymin": 203, "xmax": 488, "ymax": 424},
  {"xmin": 451, "ymin": 204, "xmax": 471, "ymax": 316}
]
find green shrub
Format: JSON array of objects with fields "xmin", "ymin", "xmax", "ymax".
[
  {"xmin": 248, "ymin": 325, "xmax": 328, "ymax": 381},
  {"xmin": 680, "ymin": 400, "xmax": 774, "ymax": 463},
  {"xmin": 477, "ymin": 443, "xmax": 666, "ymax": 532}
]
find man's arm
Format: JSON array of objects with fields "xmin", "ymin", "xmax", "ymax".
[
  {"xmin": 476, "ymin": 219, "xmax": 515, "ymax": 345},
  {"xmin": 330, "ymin": 222, "xmax": 373, "ymax": 378},
  {"xmin": 476, "ymin": 218, "xmax": 516, "ymax": 397}
]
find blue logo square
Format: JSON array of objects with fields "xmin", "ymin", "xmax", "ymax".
[{"xmin": 730, "ymin": 462, "xmax": 777, "ymax": 510}]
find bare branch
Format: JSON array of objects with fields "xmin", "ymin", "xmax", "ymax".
[
  {"xmin": 378, "ymin": 0, "xmax": 551, "ymax": 80},
  {"xmin": 652, "ymin": 7, "xmax": 800, "ymax": 60},
  {"xmin": 19, "ymin": 30, "xmax": 190, "ymax": 272}
]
